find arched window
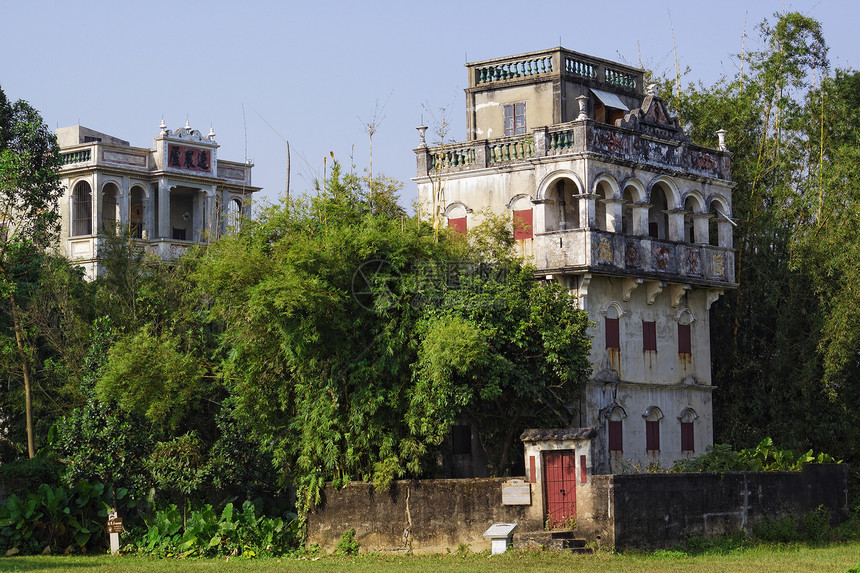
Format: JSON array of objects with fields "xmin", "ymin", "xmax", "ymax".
[
  {"xmin": 622, "ymin": 186, "xmax": 634, "ymax": 234},
  {"xmin": 683, "ymin": 195, "xmax": 702, "ymax": 243},
  {"xmin": 72, "ymin": 181, "xmax": 92, "ymax": 236},
  {"xmin": 607, "ymin": 404, "xmax": 626, "ymax": 453},
  {"xmin": 445, "ymin": 203, "xmax": 468, "ymax": 235},
  {"xmin": 595, "ymin": 180, "xmax": 613, "ymax": 231},
  {"xmin": 648, "ymin": 184, "xmax": 669, "ymax": 240},
  {"xmin": 511, "ymin": 196, "xmax": 533, "ymax": 240},
  {"xmin": 604, "ymin": 303, "xmax": 622, "ymax": 350},
  {"xmin": 679, "ymin": 408, "xmax": 698, "ymax": 452},
  {"xmin": 709, "ymin": 196, "xmax": 733, "ymax": 248},
  {"xmin": 130, "ymin": 186, "xmax": 144, "ymax": 239},
  {"xmin": 644, "ymin": 406, "xmax": 663, "ymax": 452},
  {"xmin": 102, "ymin": 183, "xmax": 118, "ymax": 232},
  {"xmin": 224, "ymin": 197, "xmax": 242, "ymax": 231},
  {"xmin": 677, "ymin": 309, "xmax": 694, "ymax": 356}
]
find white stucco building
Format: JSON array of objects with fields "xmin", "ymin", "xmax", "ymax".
[
  {"xmin": 414, "ymin": 47, "xmax": 736, "ymax": 474},
  {"xmin": 56, "ymin": 121, "xmax": 259, "ymax": 279}
]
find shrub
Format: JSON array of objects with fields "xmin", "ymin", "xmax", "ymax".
[
  {"xmin": 753, "ymin": 516, "xmax": 799, "ymax": 542},
  {"xmin": 802, "ymin": 505, "xmax": 831, "ymax": 543},
  {"xmin": 0, "ymin": 480, "xmax": 132, "ymax": 554},
  {"xmin": 336, "ymin": 527, "xmax": 359, "ymax": 556},
  {"xmin": 130, "ymin": 500, "xmax": 298, "ymax": 558}
]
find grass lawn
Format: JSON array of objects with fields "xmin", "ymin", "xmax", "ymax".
[{"xmin": 1, "ymin": 543, "xmax": 859, "ymax": 573}]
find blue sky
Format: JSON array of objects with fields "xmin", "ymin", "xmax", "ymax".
[{"xmin": 2, "ymin": 0, "xmax": 857, "ymax": 209}]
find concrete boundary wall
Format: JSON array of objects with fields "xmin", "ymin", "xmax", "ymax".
[
  {"xmin": 306, "ymin": 465, "xmax": 848, "ymax": 553},
  {"xmin": 611, "ymin": 464, "xmax": 849, "ymax": 548},
  {"xmin": 306, "ymin": 478, "xmax": 541, "ymax": 554}
]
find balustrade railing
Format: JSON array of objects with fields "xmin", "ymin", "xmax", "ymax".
[
  {"xmin": 565, "ymin": 57, "xmax": 596, "ymax": 79},
  {"xmin": 605, "ymin": 67, "xmax": 637, "ymax": 89},
  {"xmin": 60, "ymin": 149, "xmax": 91, "ymax": 165},
  {"xmin": 475, "ymin": 55, "xmax": 554, "ymax": 85},
  {"xmin": 488, "ymin": 138, "xmax": 534, "ymax": 164},
  {"xmin": 547, "ymin": 128, "xmax": 575, "ymax": 151},
  {"xmin": 429, "ymin": 145, "xmax": 476, "ymax": 170}
]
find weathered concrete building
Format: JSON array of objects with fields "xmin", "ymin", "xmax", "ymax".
[
  {"xmin": 56, "ymin": 121, "xmax": 258, "ymax": 279},
  {"xmin": 414, "ymin": 47, "xmax": 737, "ymax": 487}
]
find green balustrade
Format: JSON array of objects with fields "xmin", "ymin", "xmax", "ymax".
[{"xmin": 60, "ymin": 149, "xmax": 91, "ymax": 165}]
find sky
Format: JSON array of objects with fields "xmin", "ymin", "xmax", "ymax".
[{"xmin": 2, "ymin": 0, "xmax": 858, "ymax": 211}]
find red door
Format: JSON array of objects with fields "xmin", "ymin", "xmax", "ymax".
[{"xmin": 544, "ymin": 451, "xmax": 577, "ymax": 528}]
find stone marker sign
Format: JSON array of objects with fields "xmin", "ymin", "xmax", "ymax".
[
  {"xmin": 501, "ymin": 479, "xmax": 531, "ymax": 505},
  {"xmin": 107, "ymin": 517, "xmax": 123, "ymax": 534},
  {"xmin": 107, "ymin": 511, "xmax": 123, "ymax": 554},
  {"xmin": 483, "ymin": 523, "xmax": 518, "ymax": 555}
]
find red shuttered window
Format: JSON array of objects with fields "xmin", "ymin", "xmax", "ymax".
[
  {"xmin": 605, "ymin": 317, "xmax": 620, "ymax": 349},
  {"xmin": 646, "ymin": 420, "xmax": 660, "ymax": 451},
  {"xmin": 448, "ymin": 216, "xmax": 467, "ymax": 235},
  {"xmin": 513, "ymin": 209, "xmax": 533, "ymax": 240},
  {"xmin": 681, "ymin": 421, "xmax": 694, "ymax": 452},
  {"xmin": 678, "ymin": 323, "xmax": 692, "ymax": 354},
  {"xmin": 608, "ymin": 420, "xmax": 623, "ymax": 452},
  {"xmin": 643, "ymin": 320, "xmax": 657, "ymax": 351}
]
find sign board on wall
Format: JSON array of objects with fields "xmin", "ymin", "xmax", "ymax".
[
  {"xmin": 501, "ymin": 479, "xmax": 531, "ymax": 505},
  {"xmin": 167, "ymin": 145, "xmax": 211, "ymax": 173}
]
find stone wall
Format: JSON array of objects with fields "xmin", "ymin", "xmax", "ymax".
[
  {"xmin": 611, "ymin": 464, "xmax": 849, "ymax": 548},
  {"xmin": 307, "ymin": 465, "xmax": 848, "ymax": 553},
  {"xmin": 307, "ymin": 478, "xmax": 542, "ymax": 554}
]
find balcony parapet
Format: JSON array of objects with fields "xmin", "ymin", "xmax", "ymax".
[
  {"xmin": 59, "ymin": 143, "xmax": 150, "ymax": 172},
  {"xmin": 60, "ymin": 149, "xmax": 92, "ymax": 166},
  {"xmin": 533, "ymin": 229, "xmax": 736, "ymax": 287},
  {"xmin": 416, "ymin": 120, "xmax": 730, "ymax": 182},
  {"xmin": 468, "ymin": 47, "xmax": 643, "ymax": 95}
]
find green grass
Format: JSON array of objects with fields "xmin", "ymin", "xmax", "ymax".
[{"xmin": 1, "ymin": 543, "xmax": 859, "ymax": 573}]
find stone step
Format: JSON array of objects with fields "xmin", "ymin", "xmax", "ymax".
[{"xmin": 516, "ymin": 530, "xmax": 593, "ymax": 553}]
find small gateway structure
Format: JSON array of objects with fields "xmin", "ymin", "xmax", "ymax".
[{"xmin": 56, "ymin": 121, "xmax": 259, "ymax": 279}]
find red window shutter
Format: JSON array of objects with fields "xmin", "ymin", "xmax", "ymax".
[
  {"xmin": 678, "ymin": 323, "xmax": 692, "ymax": 354},
  {"xmin": 681, "ymin": 422, "xmax": 694, "ymax": 452},
  {"xmin": 513, "ymin": 209, "xmax": 533, "ymax": 240},
  {"xmin": 608, "ymin": 420, "xmax": 623, "ymax": 452},
  {"xmin": 643, "ymin": 320, "xmax": 657, "ymax": 351},
  {"xmin": 529, "ymin": 455, "xmax": 536, "ymax": 483},
  {"xmin": 646, "ymin": 420, "xmax": 660, "ymax": 451},
  {"xmin": 580, "ymin": 455, "xmax": 587, "ymax": 483},
  {"xmin": 605, "ymin": 317, "xmax": 620, "ymax": 349},
  {"xmin": 448, "ymin": 216, "xmax": 467, "ymax": 235}
]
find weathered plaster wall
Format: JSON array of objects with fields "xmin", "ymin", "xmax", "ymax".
[
  {"xmin": 306, "ymin": 466, "xmax": 847, "ymax": 553},
  {"xmin": 306, "ymin": 478, "xmax": 543, "ymax": 554},
  {"xmin": 472, "ymin": 82, "xmax": 554, "ymax": 140}
]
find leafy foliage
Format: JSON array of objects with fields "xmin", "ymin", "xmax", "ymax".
[
  {"xmin": 96, "ymin": 326, "xmax": 206, "ymax": 431},
  {"xmin": 672, "ymin": 438, "xmax": 839, "ymax": 473},
  {"xmin": 0, "ymin": 480, "xmax": 134, "ymax": 554},
  {"xmin": 131, "ymin": 500, "xmax": 296, "ymax": 558},
  {"xmin": 194, "ymin": 161, "xmax": 590, "ymax": 529}
]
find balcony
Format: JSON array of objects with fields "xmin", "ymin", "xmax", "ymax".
[
  {"xmin": 417, "ymin": 120, "xmax": 731, "ymax": 183},
  {"xmin": 59, "ymin": 143, "xmax": 149, "ymax": 172},
  {"xmin": 533, "ymin": 229, "xmax": 735, "ymax": 287},
  {"xmin": 468, "ymin": 47, "xmax": 642, "ymax": 94}
]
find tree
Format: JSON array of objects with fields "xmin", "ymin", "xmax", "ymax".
[
  {"xmin": 194, "ymin": 162, "xmax": 591, "ymax": 526},
  {"xmin": 0, "ymin": 86, "xmax": 63, "ymax": 458},
  {"xmin": 658, "ymin": 13, "xmax": 860, "ymax": 462}
]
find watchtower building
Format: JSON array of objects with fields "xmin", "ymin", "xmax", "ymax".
[{"xmin": 414, "ymin": 47, "xmax": 736, "ymax": 474}]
